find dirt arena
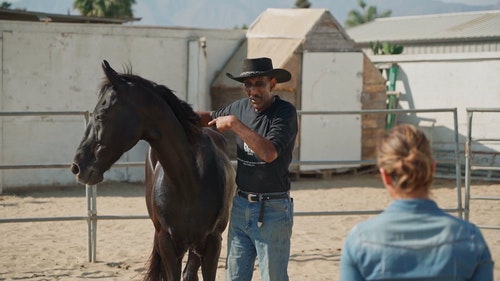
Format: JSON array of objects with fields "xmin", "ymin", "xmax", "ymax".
[{"xmin": 0, "ymin": 173, "xmax": 498, "ymax": 280}]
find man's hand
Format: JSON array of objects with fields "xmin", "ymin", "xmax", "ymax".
[{"xmin": 208, "ymin": 115, "xmax": 238, "ymax": 132}]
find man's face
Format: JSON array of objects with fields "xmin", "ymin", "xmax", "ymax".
[{"xmin": 243, "ymin": 76, "xmax": 277, "ymax": 112}]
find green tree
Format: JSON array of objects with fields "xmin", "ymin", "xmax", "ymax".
[
  {"xmin": 1, "ymin": 1, "xmax": 12, "ymax": 9},
  {"xmin": 369, "ymin": 41, "xmax": 404, "ymax": 55},
  {"xmin": 344, "ymin": 0, "xmax": 391, "ymax": 28},
  {"xmin": 73, "ymin": 0, "xmax": 136, "ymax": 18},
  {"xmin": 295, "ymin": 0, "xmax": 311, "ymax": 8},
  {"xmin": 233, "ymin": 24, "xmax": 248, "ymax": 30}
]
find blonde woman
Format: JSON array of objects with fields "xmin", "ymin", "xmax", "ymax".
[{"xmin": 340, "ymin": 124, "xmax": 493, "ymax": 281}]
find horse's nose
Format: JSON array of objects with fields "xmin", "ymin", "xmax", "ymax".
[{"xmin": 70, "ymin": 163, "xmax": 80, "ymax": 175}]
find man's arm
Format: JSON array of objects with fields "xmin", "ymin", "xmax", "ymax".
[{"xmin": 208, "ymin": 115, "xmax": 278, "ymax": 163}]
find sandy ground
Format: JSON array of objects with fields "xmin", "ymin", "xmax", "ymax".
[{"xmin": 0, "ymin": 173, "xmax": 498, "ymax": 281}]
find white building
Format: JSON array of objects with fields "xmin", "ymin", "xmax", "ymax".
[{"xmin": 347, "ymin": 10, "xmax": 500, "ymax": 178}]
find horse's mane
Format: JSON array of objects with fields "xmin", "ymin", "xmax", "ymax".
[{"xmin": 99, "ymin": 68, "xmax": 202, "ymax": 144}]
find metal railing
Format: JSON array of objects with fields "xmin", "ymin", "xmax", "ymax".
[
  {"xmin": 0, "ymin": 108, "xmax": 464, "ymax": 262},
  {"xmin": 464, "ymin": 108, "xmax": 500, "ymax": 230},
  {"xmin": 0, "ymin": 111, "xmax": 150, "ymax": 262},
  {"xmin": 292, "ymin": 108, "xmax": 462, "ymax": 218}
]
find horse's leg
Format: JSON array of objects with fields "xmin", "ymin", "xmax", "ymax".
[
  {"xmin": 182, "ymin": 250, "xmax": 200, "ymax": 281},
  {"xmin": 157, "ymin": 228, "xmax": 183, "ymax": 281},
  {"xmin": 200, "ymin": 233, "xmax": 222, "ymax": 281},
  {"xmin": 145, "ymin": 232, "xmax": 167, "ymax": 281}
]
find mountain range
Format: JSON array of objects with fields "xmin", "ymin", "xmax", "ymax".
[{"xmin": 9, "ymin": 0, "xmax": 500, "ymax": 29}]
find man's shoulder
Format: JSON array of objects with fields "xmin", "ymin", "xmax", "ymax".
[
  {"xmin": 274, "ymin": 98, "xmax": 297, "ymax": 121},
  {"xmin": 274, "ymin": 96, "xmax": 297, "ymax": 112}
]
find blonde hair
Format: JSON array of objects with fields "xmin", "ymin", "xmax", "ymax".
[{"xmin": 377, "ymin": 124, "xmax": 434, "ymax": 194}]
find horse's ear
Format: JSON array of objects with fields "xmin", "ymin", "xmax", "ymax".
[{"xmin": 102, "ymin": 60, "xmax": 125, "ymax": 88}]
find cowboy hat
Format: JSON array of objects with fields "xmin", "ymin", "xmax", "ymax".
[{"xmin": 226, "ymin": 57, "xmax": 291, "ymax": 83}]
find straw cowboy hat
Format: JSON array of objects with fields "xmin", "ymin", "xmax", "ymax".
[{"xmin": 226, "ymin": 57, "xmax": 291, "ymax": 83}]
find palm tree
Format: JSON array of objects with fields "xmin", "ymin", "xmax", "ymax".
[
  {"xmin": 1, "ymin": 1, "xmax": 12, "ymax": 9},
  {"xmin": 295, "ymin": 0, "xmax": 311, "ymax": 8},
  {"xmin": 73, "ymin": 0, "xmax": 136, "ymax": 18},
  {"xmin": 344, "ymin": 0, "xmax": 391, "ymax": 28}
]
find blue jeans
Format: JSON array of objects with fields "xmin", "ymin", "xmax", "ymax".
[{"xmin": 225, "ymin": 194, "xmax": 294, "ymax": 281}]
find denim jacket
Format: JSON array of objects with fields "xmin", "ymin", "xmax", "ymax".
[{"xmin": 340, "ymin": 199, "xmax": 494, "ymax": 281}]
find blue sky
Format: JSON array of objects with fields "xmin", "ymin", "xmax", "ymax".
[
  {"xmin": 441, "ymin": 0, "xmax": 498, "ymax": 4},
  {"xmin": 8, "ymin": 0, "xmax": 500, "ymax": 29}
]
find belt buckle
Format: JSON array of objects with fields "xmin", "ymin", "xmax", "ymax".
[{"xmin": 247, "ymin": 193, "xmax": 257, "ymax": 202}]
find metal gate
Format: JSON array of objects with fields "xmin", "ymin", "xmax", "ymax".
[{"xmin": 464, "ymin": 108, "xmax": 500, "ymax": 230}]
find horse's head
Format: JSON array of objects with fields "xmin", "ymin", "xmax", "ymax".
[{"xmin": 71, "ymin": 60, "xmax": 144, "ymax": 185}]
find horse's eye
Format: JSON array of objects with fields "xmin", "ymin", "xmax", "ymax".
[{"xmin": 94, "ymin": 114, "xmax": 105, "ymax": 122}]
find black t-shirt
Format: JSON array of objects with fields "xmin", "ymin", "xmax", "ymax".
[{"xmin": 212, "ymin": 96, "xmax": 298, "ymax": 193}]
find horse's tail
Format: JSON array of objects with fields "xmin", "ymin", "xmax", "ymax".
[{"xmin": 144, "ymin": 245, "xmax": 163, "ymax": 281}]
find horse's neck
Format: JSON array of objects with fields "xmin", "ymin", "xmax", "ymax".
[{"xmin": 146, "ymin": 113, "xmax": 201, "ymax": 191}]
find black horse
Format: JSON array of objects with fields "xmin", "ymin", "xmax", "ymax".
[{"xmin": 71, "ymin": 60, "xmax": 235, "ymax": 281}]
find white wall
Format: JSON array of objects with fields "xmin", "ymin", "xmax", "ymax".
[
  {"xmin": 0, "ymin": 20, "xmax": 245, "ymax": 191},
  {"xmin": 370, "ymin": 52, "xmax": 500, "ymax": 164}
]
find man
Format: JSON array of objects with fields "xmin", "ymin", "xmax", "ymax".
[{"xmin": 198, "ymin": 57, "xmax": 298, "ymax": 281}]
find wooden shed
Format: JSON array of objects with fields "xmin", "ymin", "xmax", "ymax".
[{"xmin": 210, "ymin": 8, "xmax": 387, "ymax": 173}]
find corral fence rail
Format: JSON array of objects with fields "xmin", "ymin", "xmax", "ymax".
[
  {"xmin": 0, "ymin": 108, "xmax": 463, "ymax": 262},
  {"xmin": 465, "ymin": 108, "xmax": 500, "ymax": 230}
]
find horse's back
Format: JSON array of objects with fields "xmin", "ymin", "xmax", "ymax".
[{"xmin": 203, "ymin": 127, "xmax": 229, "ymax": 156}]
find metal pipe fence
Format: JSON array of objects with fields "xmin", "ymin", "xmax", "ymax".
[
  {"xmin": 0, "ymin": 111, "xmax": 96, "ymax": 259},
  {"xmin": 0, "ymin": 108, "xmax": 464, "ymax": 262},
  {"xmin": 465, "ymin": 108, "xmax": 500, "ymax": 230},
  {"xmin": 295, "ymin": 108, "xmax": 462, "ymax": 220}
]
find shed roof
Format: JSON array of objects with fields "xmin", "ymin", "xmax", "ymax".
[
  {"xmin": 213, "ymin": 8, "xmax": 356, "ymax": 87},
  {"xmin": 247, "ymin": 8, "xmax": 328, "ymax": 39},
  {"xmin": 347, "ymin": 10, "xmax": 500, "ymax": 44},
  {"xmin": 245, "ymin": 9, "xmax": 320, "ymax": 67}
]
